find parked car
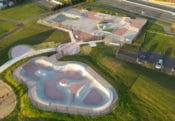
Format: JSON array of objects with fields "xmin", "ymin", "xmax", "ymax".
[
  {"xmin": 155, "ymin": 59, "xmax": 164, "ymax": 69},
  {"xmin": 136, "ymin": 54, "xmax": 146, "ymax": 65},
  {"xmin": 171, "ymin": 67, "xmax": 175, "ymax": 72}
]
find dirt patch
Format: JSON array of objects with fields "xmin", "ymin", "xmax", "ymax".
[{"xmin": 0, "ymin": 80, "xmax": 16, "ymax": 119}]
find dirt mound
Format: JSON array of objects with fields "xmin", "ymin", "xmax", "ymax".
[{"xmin": 0, "ymin": 81, "xmax": 16, "ymax": 119}]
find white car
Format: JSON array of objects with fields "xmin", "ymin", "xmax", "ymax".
[{"xmin": 155, "ymin": 59, "xmax": 164, "ymax": 69}]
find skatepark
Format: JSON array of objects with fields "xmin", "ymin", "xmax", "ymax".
[{"xmin": 13, "ymin": 56, "xmax": 117, "ymax": 115}]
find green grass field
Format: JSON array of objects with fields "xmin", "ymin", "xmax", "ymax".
[
  {"xmin": 0, "ymin": 0, "xmax": 63, "ymax": 65},
  {"xmin": 0, "ymin": 21, "xmax": 16, "ymax": 35},
  {"xmin": 142, "ymin": 31, "xmax": 175, "ymax": 57},
  {"xmin": 0, "ymin": 19, "xmax": 70, "ymax": 65},
  {"xmin": 1, "ymin": 43, "xmax": 175, "ymax": 121},
  {"xmin": 0, "ymin": 0, "xmax": 47, "ymax": 21},
  {"xmin": 121, "ymin": 21, "xmax": 165, "ymax": 53}
]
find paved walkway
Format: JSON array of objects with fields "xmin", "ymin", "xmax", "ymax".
[{"xmin": 0, "ymin": 48, "xmax": 56, "ymax": 73}]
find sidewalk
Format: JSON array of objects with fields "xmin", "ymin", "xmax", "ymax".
[{"xmin": 0, "ymin": 48, "xmax": 56, "ymax": 73}]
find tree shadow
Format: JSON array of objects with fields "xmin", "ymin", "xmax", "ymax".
[
  {"xmin": 148, "ymin": 43, "xmax": 158, "ymax": 52},
  {"xmin": 0, "ymin": 29, "xmax": 56, "ymax": 66},
  {"xmin": 21, "ymin": 117, "xmax": 63, "ymax": 121},
  {"xmin": 164, "ymin": 47, "xmax": 173, "ymax": 57}
]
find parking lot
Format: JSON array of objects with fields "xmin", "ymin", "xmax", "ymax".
[{"xmin": 118, "ymin": 49, "xmax": 175, "ymax": 73}]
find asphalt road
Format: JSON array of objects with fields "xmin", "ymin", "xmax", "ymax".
[
  {"xmin": 98, "ymin": 0, "xmax": 175, "ymax": 23},
  {"xmin": 127, "ymin": 0, "xmax": 175, "ymax": 12}
]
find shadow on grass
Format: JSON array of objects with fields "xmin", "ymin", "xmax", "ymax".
[
  {"xmin": 0, "ymin": 29, "xmax": 56, "ymax": 66},
  {"xmin": 121, "ymin": 59, "xmax": 175, "ymax": 93},
  {"xmin": 148, "ymin": 43, "xmax": 158, "ymax": 52},
  {"xmin": 20, "ymin": 117, "xmax": 63, "ymax": 121}
]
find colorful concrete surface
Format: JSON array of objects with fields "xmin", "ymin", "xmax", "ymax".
[
  {"xmin": 14, "ymin": 56, "xmax": 118, "ymax": 115},
  {"xmin": 41, "ymin": 8, "xmax": 147, "ymax": 44}
]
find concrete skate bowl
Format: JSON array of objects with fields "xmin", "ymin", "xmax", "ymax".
[{"xmin": 13, "ymin": 57, "xmax": 118, "ymax": 116}]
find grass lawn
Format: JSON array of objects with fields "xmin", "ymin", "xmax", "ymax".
[
  {"xmin": 119, "ymin": 20, "xmax": 165, "ymax": 53},
  {"xmin": 0, "ymin": 0, "xmax": 48, "ymax": 21},
  {"xmin": 0, "ymin": 0, "xmax": 58, "ymax": 65},
  {"xmin": 0, "ymin": 19, "xmax": 70, "ymax": 66},
  {"xmin": 103, "ymin": 28, "xmax": 114, "ymax": 33},
  {"xmin": 78, "ymin": 2, "xmax": 126, "ymax": 17},
  {"xmin": 1, "ymin": 43, "xmax": 175, "ymax": 121},
  {"xmin": 142, "ymin": 31, "xmax": 175, "ymax": 57},
  {"xmin": 0, "ymin": 21, "xmax": 17, "ymax": 35}
]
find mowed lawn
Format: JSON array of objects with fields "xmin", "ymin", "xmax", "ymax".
[
  {"xmin": 0, "ymin": 21, "xmax": 16, "ymax": 35},
  {"xmin": 0, "ymin": 0, "xmax": 70, "ymax": 65},
  {"xmin": 142, "ymin": 31, "xmax": 175, "ymax": 57},
  {"xmin": 0, "ymin": 20, "xmax": 70, "ymax": 65},
  {"xmin": 0, "ymin": 0, "xmax": 48, "ymax": 21}
]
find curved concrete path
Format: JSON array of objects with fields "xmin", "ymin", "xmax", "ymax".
[{"xmin": 0, "ymin": 48, "xmax": 56, "ymax": 74}]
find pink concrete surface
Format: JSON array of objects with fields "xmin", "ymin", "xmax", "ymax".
[
  {"xmin": 70, "ymin": 81, "xmax": 87, "ymax": 102},
  {"xmin": 73, "ymin": 30, "xmax": 101, "ymax": 42},
  {"xmin": 43, "ymin": 70, "xmax": 87, "ymax": 102},
  {"xmin": 113, "ymin": 28, "xmax": 128, "ymax": 35},
  {"xmin": 23, "ymin": 61, "xmax": 40, "ymax": 80},
  {"xmin": 44, "ymin": 79, "xmax": 65, "ymax": 101},
  {"xmin": 83, "ymin": 88, "xmax": 103, "ymax": 105},
  {"xmin": 125, "ymin": 18, "xmax": 147, "ymax": 28},
  {"xmin": 86, "ymin": 11, "xmax": 101, "ymax": 21},
  {"xmin": 64, "ymin": 71, "xmax": 83, "ymax": 80},
  {"xmin": 73, "ymin": 30, "xmax": 94, "ymax": 42},
  {"xmin": 70, "ymin": 81, "xmax": 87, "ymax": 95},
  {"xmin": 23, "ymin": 61, "xmax": 52, "ymax": 80}
]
